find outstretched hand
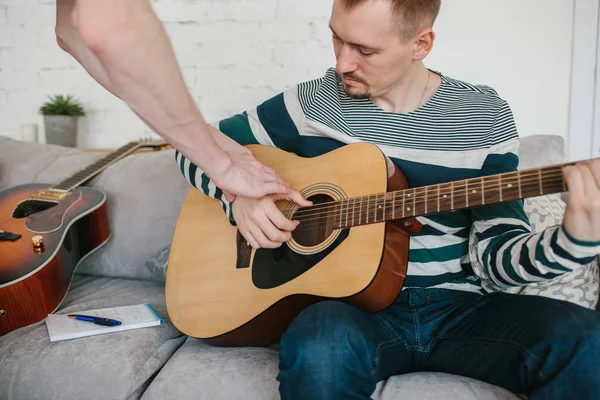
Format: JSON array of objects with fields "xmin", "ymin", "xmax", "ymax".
[{"xmin": 208, "ymin": 146, "xmax": 290, "ymax": 200}]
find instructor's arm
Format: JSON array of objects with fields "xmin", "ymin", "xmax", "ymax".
[{"xmin": 55, "ymin": 0, "xmax": 289, "ymax": 198}]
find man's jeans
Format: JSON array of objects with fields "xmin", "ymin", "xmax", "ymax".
[{"xmin": 277, "ymin": 288, "xmax": 600, "ymax": 399}]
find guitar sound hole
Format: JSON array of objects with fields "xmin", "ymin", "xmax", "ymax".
[
  {"xmin": 292, "ymin": 194, "xmax": 336, "ymax": 247},
  {"xmin": 12, "ymin": 200, "xmax": 58, "ymax": 219}
]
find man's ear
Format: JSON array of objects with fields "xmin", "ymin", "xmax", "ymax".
[{"xmin": 414, "ymin": 29, "xmax": 435, "ymax": 61}]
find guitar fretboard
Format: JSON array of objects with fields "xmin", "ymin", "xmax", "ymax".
[
  {"xmin": 51, "ymin": 142, "xmax": 141, "ymax": 191},
  {"xmin": 297, "ymin": 162, "xmax": 575, "ymax": 230}
]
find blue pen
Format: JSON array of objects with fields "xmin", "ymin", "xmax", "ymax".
[{"xmin": 67, "ymin": 314, "xmax": 122, "ymax": 327}]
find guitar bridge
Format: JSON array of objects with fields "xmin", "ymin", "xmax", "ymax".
[
  {"xmin": 33, "ymin": 189, "xmax": 68, "ymax": 202},
  {"xmin": 0, "ymin": 230, "xmax": 21, "ymax": 242},
  {"xmin": 236, "ymin": 231, "xmax": 252, "ymax": 269}
]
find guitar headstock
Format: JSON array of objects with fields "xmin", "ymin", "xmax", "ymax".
[{"xmin": 136, "ymin": 137, "xmax": 171, "ymax": 151}]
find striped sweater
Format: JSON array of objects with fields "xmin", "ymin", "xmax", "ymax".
[{"xmin": 175, "ymin": 68, "xmax": 600, "ymax": 294}]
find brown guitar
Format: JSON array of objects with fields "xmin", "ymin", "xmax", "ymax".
[
  {"xmin": 0, "ymin": 139, "xmax": 166, "ymax": 335},
  {"xmin": 166, "ymin": 143, "xmax": 582, "ymax": 347}
]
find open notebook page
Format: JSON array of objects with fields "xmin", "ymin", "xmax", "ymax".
[{"xmin": 46, "ymin": 303, "xmax": 163, "ymax": 342}]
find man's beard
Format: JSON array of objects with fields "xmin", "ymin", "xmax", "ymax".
[
  {"xmin": 342, "ymin": 73, "xmax": 371, "ymax": 99},
  {"xmin": 343, "ymin": 84, "xmax": 371, "ymax": 99}
]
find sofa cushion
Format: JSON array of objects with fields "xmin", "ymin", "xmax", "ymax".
[
  {"xmin": 142, "ymin": 338, "xmax": 280, "ymax": 400},
  {"xmin": 141, "ymin": 338, "xmax": 518, "ymax": 400},
  {"xmin": 0, "ymin": 136, "xmax": 103, "ymax": 192},
  {"xmin": 524, "ymin": 194, "xmax": 567, "ymax": 233},
  {"xmin": 76, "ymin": 149, "xmax": 190, "ymax": 280},
  {"xmin": 373, "ymin": 372, "xmax": 519, "ymax": 400},
  {"xmin": 0, "ymin": 275, "xmax": 185, "ymax": 400},
  {"xmin": 517, "ymin": 134, "xmax": 564, "ymax": 170}
]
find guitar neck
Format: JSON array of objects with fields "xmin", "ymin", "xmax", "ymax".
[
  {"xmin": 51, "ymin": 142, "xmax": 142, "ymax": 191},
  {"xmin": 332, "ymin": 161, "xmax": 578, "ymax": 229}
]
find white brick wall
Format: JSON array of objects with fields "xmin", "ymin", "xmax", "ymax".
[
  {"xmin": 0, "ymin": 0, "xmax": 577, "ymax": 150},
  {"xmin": 0, "ymin": 0, "xmax": 335, "ymax": 148}
]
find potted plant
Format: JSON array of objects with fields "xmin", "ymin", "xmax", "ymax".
[{"xmin": 39, "ymin": 95, "xmax": 85, "ymax": 147}]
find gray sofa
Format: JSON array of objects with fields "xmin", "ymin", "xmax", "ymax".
[{"xmin": 0, "ymin": 134, "xmax": 586, "ymax": 399}]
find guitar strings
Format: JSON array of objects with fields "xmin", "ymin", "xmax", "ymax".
[
  {"xmin": 293, "ymin": 176, "xmax": 565, "ymax": 228},
  {"xmin": 291, "ymin": 169, "xmax": 566, "ymax": 219},
  {"xmin": 291, "ymin": 192, "xmax": 561, "ymax": 233},
  {"xmin": 289, "ymin": 177, "xmax": 566, "ymax": 233},
  {"xmin": 290, "ymin": 171, "xmax": 566, "ymax": 220}
]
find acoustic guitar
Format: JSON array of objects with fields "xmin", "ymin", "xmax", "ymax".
[
  {"xmin": 166, "ymin": 143, "xmax": 583, "ymax": 347},
  {"xmin": 0, "ymin": 139, "xmax": 166, "ymax": 335}
]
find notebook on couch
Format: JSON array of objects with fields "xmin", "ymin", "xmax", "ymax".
[{"xmin": 46, "ymin": 303, "xmax": 163, "ymax": 342}]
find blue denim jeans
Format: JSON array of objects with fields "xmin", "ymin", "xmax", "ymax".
[{"xmin": 277, "ymin": 288, "xmax": 600, "ymax": 399}]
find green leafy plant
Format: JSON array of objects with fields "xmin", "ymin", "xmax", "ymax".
[{"xmin": 39, "ymin": 95, "xmax": 85, "ymax": 116}]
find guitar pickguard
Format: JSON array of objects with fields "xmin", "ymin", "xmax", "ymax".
[
  {"xmin": 251, "ymin": 229, "xmax": 350, "ymax": 289},
  {"xmin": 25, "ymin": 190, "xmax": 83, "ymax": 233}
]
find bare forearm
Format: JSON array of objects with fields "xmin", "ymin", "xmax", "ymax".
[
  {"xmin": 56, "ymin": 0, "xmax": 117, "ymax": 95},
  {"xmin": 70, "ymin": 0, "xmax": 226, "ymax": 169}
]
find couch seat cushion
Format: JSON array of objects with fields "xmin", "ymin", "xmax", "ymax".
[
  {"xmin": 374, "ymin": 372, "xmax": 519, "ymax": 400},
  {"xmin": 142, "ymin": 338, "xmax": 280, "ymax": 400},
  {"xmin": 141, "ymin": 338, "xmax": 518, "ymax": 400},
  {"xmin": 0, "ymin": 275, "xmax": 185, "ymax": 400}
]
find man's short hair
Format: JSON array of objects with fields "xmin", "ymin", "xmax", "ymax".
[{"xmin": 341, "ymin": 0, "xmax": 441, "ymax": 41}]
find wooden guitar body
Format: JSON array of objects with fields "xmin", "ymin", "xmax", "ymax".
[
  {"xmin": 0, "ymin": 184, "xmax": 110, "ymax": 335},
  {"xmin": 167, "ymin": 142, "xmax": 587, "ymax": 347},
  {"xmin": 166, "ymin": 143, "xmax": 412, "ymax": 346}
]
